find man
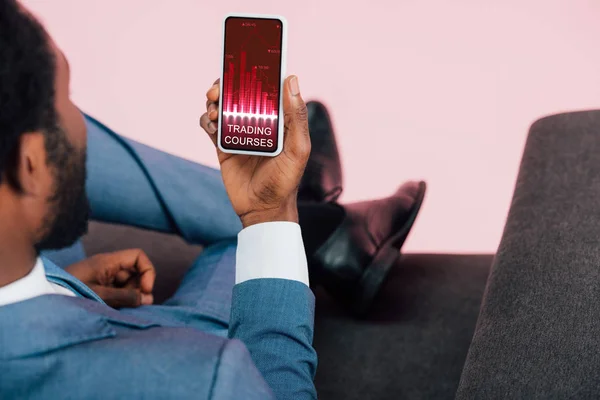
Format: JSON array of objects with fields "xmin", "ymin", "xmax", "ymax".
[{"xmin": 0, "ymin": 1, "xmax": 425, "ymax": 398}]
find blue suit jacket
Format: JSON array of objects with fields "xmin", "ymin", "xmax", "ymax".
[{"xmin": 0, "ymin": 258, "xmax": 317, "ymax": 399}]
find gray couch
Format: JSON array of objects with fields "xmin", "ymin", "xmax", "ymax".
[{"xmin": 82, "ymin": 222, "xmax": 492, "ymax": 400}]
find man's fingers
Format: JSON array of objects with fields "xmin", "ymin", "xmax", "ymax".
[
  {"xmin": 282, "ymin": 75, "xmax": 311, "ymax": 163},
  {"xmin": 206, "ymin": 80, "xmax": 220, "ymax": 103},
  {"xmin": 201, "ymin": 79, "xmax": 221, "ymax": 146},
  {"xmin": 102, "ymin": 249, "xmax": 156, "ymax": 294},
  {"xmin": 207, "ymin": 103, "xmax": 218, "ymax": 121},
  {"xmin": 200, "ymin": 112, "xmax": 218, "ymax": 146},
  {"xmin": 128, "ymin": 250, "xmax": 155, "ymax": 294},
  {"xmin": 115, "ymin": 270, "xmax": 131, "ymax": 286},
  {"xmin": 200, "ymin": 112, "xmax": 216, "ymax": 133},
  {"xmin": 205, "ymin": 99, "xmax": 219, "ymax": 121},
  {"xmin": 93, "ymin": 286, "xmax": 153, "ymax": 309}
]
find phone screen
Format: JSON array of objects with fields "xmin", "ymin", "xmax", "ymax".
[{"xmin": 220, "ymin": 16, "xmax": 283, "ymax": 153}]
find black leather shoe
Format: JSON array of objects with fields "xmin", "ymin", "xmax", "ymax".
[
  {"xmin": 311, "ymin": 181, "xmax": 427, "ymax": 316},
  {"xmin": 298, "ymin": 101, "xmax": 343, "ymax": 203}
]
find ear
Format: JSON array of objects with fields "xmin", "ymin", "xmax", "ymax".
[{"xmin": 14, "ymin": 132, "xmax": 52, "ymax": 196}]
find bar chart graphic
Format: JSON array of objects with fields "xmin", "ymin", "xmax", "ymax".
[
  {"xmin": 220, "ymin": 17, "xmax": 283, "ymax": 152},
  {"xmin": 223, "ymin": 52, "xmax": 278, "ymax": 120}
]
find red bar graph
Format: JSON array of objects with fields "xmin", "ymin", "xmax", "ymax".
[{"xmin": 222, "ymin": 51, "xmax": 278, "ymax": 119}]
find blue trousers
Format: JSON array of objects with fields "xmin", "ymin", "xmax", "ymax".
[{"xmin": 42, "ymin": 114, "xmax": 243, "ymax": 336}]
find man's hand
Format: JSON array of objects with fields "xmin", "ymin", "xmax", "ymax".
[
  {"xmin": 199, "ymin": 76, "xmax": 311, "ymax": 227},
  {"xmin": 66, "ymin": 249, "xmax": 156, "ymax": 308}
]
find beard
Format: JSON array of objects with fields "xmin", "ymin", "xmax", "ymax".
[{"xmin": 34, "ymin": 124, "xmax": 90, "ymax": 252}]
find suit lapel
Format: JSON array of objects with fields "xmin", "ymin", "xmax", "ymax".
[
  {"xmin": 42, "ymin": 256, "xmax": 105, "ymax": 304},
  {"xmin": 0, "ymin": 295, "xmax": 114, "ymax": 360},
  {"xmin": 0, "ymin": 295, "xmax": 159, "ymax": 360}
]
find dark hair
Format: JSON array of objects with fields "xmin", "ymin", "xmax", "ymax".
[{"xmin": 0, "ymin": 0, "xmax": 58, "ymax": 187}]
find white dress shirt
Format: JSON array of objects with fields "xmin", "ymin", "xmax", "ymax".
[
  {"xmin": 236, "ymin": 221, "xmax": 309, "ymax": 285},
  {"xmin": 0, "ymin": 222, "xmax": 308, "ymax": 307},
  {"xmin": 0, "ymin": 258, "xmax": 75, "ymax": 307}
]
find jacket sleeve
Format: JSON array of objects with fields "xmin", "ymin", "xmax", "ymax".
[
  {"xmin": 210, "ymin": 339, "xmax": 275, "ymax": 400},
  {"xmin": 228, "ymin": 278, "xmax": 318, "ymax": 399}
]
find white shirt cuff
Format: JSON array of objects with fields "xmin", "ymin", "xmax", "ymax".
[{"xmin": 236, "ymin": 221, "xmax": 309, "ymax": 287}]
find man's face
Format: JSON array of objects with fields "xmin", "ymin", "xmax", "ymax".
[{"xmin": 34, "ymin": 38, "xmax": 90, "ymax": 251}]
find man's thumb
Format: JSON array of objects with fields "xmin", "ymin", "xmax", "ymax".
[{"xmin": 282, "ymin": 75, "xmax": 310, "ymax": 160}]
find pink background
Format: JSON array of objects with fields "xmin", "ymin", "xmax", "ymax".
[{"xmin": 24, "ymin": 0, "xmax": 600, "ymax": 253}]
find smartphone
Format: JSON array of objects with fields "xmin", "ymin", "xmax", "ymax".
[{"xmin": 218, "ymin": 14, "xmax": 287, "ymax": 157}]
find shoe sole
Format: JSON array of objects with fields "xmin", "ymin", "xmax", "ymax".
[{"xmin": 353, "ymin": 181, "xmax": 427, "ymax": 316}]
